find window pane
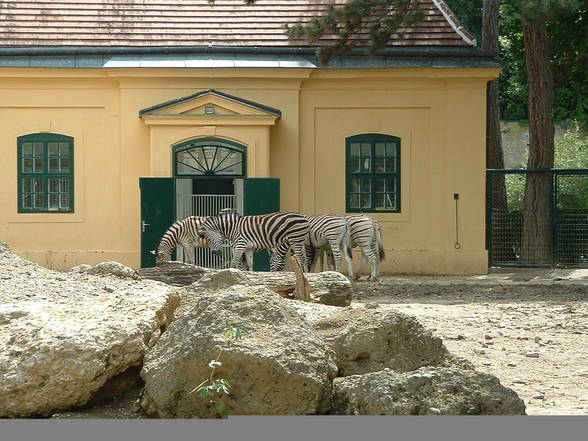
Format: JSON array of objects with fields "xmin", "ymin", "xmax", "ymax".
[
  {"xmin": 23, "ymin": 158, "xmax": 33, "ymax": 172},
  {"xmin": 34, "ymin": 194, "xmax": 45, "ymax": 209},
  {"xmin": 350, "ymin": 178, "xmax": 360, "ymax": 193},
  {"xmin": 49, "ymin": 178, "xmax": 58, "ymax": 193},
  {"xmin": 386, "ymin": 193, "xmax": 396, "ymax": 209},
  {"xmin": 49, "ymin": 194, "xmax": 59, "ymax": 209},
  {"xmin": 60, "ymin": 158, "xmax": 70, "ymax": 172},
  {"xmin": 60, "ymin": 179, "xmax": 69, "ymax": 193},
  {"xmin": 23, "ymin": 178, "xmax": 32, "ymax": 193},
  {"xmin": 350, "ymin": 194, "xmax": 360, "ymax": 209},
  {"xmin": 375, "ymin": 179, "xmax": 385, "ymax": 193},
  {"xmin": 49, "ymin": 158, "xmax": 59, "ymax": 172},
  {"xmin": 385, "ymin": 158, "xmax": 396, "ymax": 173},
  {"xmin": 33, "ymin": 143, "xmax": 43, "ymax": 155},
  {"xmin": 59, "ymin": 143, "xmax": 70, "ymax": 155},
  {"xmin": 216, "ymin": 161, "xmax": 242, "ymax": 175},
  {"xmin": 361, "ymin": 143, "xmax": 371, "ymax": 156},
  {"xmin": 33, "ymin": 179, "xmax": 43, "ymax": 192},
  {"xmin": 374, "ymin": 158, "xmax": 385, "ymax": 173},
  {"xmin": 386, "ymin": 143, "xmax": 396, "ymax": 157},
  {"xmin": 349, "ymin": 158, "xmax": 360, "ymax": 173},
  {"xmin": 375, "ymin": 194, "xmax": 385, "ymax": 209},
  {"xmin": 361, "ymin": 179, "xmax": 371, "ymax": 193},
  {"xmin": 361, "ymin": 158, "xmax": 371, "ymax": 172},
  {"xmin": 23, "ymin": 143, "xmax": 33, "ymax": 155},
  {"xmin": 361, "ymin": 194, "xmax": 372, "ymax": 209},
  {"xmin": 60, "ymin": 194, "xmax": 70, "ymax": 209},
  {"xmin": 23, "ymin": 194, "xmax": 32, "ymax": 209},
  {"xmin": 375, "ymin": 143, "xmax": 385, "ymax": 157},
  {"xmin": 386, "ymin": 179, "xmax": 395, "ymax": 193},
  {"xmin": 350, "ymin": 143, "xmax": 360, "ymax": 157},
  {"xmin": 48, "ymin": 143, "xmax": 59, "ymax": 156},
  {"xmin": 34, "ymin": 158, "xmax": 44, "ymax": 172}
]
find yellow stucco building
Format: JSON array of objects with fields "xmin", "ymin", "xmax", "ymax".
[{"xmin": 0, "ymin": 0, "xmax": 500, "ymax": 274}]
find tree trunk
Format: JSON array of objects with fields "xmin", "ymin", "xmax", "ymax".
[
  {"xmin": 521, "ymin": 17, "xmax": 555, "ymax": 264},
  {"xmin": 483, "ymin": 0, "xmax": 510, "ymax": 260}
]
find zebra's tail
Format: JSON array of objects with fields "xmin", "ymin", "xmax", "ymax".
[{"xmin": 374, "ymin": 220, "xmax": 386, "ymax": 261}]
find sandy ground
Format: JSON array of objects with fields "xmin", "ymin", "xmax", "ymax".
[{"xmin": 353, "ymin": 268, "xmax": 588, "ymax": 415}]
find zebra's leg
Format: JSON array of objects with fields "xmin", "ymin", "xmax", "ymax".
[
  {"xmin": 329, "ymin": 243, "xmax": 343, "ymax": 273},
  {"xmin": 244, "ymin": 248, "xmax": 254, "ymax": 271},
  {"xmin": 342, "ymin": 242, "xmax": 355, "ymax": 280},
  {"xmin": 292, "ymin": 243, "xmax": 308, "ymax": 272},
  {"xmin": 357, "ymin": 247, "xmax": 370, "ymax": 280},
  {"xmin": 186, "ymin": 244, "xmax": 196, "ymax": 265},
  {"xmin": 230, "ymin": 246, "xmax": 246, "ymax": 270},
  {"xmin": 366, "ymin": 244, "xmax": 379, "ymax": 281}
]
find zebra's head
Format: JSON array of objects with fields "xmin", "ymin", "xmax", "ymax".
[
  {"xmin": 198, "ymin": 212, "xmax": 241, "ymax": 256},
  {"xmin": 150, "ymin": 247, "xmax": 171, "ymax": 263}
]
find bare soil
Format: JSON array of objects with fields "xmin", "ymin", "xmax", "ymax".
[{"xmin": 352, "ymin": 268, "xmax": 588, "ymax": 415}]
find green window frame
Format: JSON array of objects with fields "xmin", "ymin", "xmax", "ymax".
[
  {"xmin": 173, "ymin": 137, "xmax": 246, "ymax": 178},
  {"xmin": 346, "ymin": 133, "xmax": 401, "ymax": 213},
  {"xmin": 17, "ymin": 133, "xmax": 74, "ymax": 213}
]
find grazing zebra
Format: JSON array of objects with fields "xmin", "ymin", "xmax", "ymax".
[
  {"xmin": 151, "ymin": 216, "xmax": 207, "ymax": 264},
  {"xmin": 306, "ymin": 214, "xmax": 354, "ymax": 279},
  {"xmin": 198, "ymin": 211, "xmax": 310, "ymax": 271},
  {"xmin": 345, "ymin": 214, "xmax": 386, "ymax": 280}
]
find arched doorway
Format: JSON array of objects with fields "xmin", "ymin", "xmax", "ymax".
[{"xmin": 173, "ymin": 138, "xmax": 246, "ymax": 267}]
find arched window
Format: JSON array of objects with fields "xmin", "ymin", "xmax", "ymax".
[
  {"xmin": 17, "ymin": 133, "xmax": 74, "ymax": 213},
  {"xmin": 173, "ymin": 138, "xmax": 246, "ymax": 177},
  {"xmin": 346, "ymin": 134, "xmax": 400, "ymax": 213}
]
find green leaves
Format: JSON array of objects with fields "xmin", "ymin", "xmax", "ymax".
[
  {"xmin": 284, "ymin": 0, "xmax": 425, "ymax": 63},
  {"xmin": 224, "ymin": 327, "xmax": 245, "ymax": 340}
]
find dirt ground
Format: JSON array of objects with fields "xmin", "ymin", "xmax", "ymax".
[
  {"xmin": 353, "ymin": 268, "xmax": 588, "ymax": 415},
  {"xmin": 52, "ymin": 267, "xmax": 588, "ymax": 418}
]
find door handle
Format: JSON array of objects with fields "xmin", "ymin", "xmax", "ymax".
[{"xmin": 142, "ymin": 220, "xmax": 151, "ymax": 232}]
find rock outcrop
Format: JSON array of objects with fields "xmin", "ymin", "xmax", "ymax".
[
  {"xmin": 141, "ymin": 285, "xmax": 338, "ymax": 418},
  {"xmin": 0, "ymin": 244, "xmax": 180, "ymax": 417}
]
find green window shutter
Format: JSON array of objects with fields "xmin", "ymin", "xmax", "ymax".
[
  {"xmin": 346, "ymin": 134, "xmax": 401, "ymax": 213},
  {"xmin": 17, "ymin": 133, "xmax": 74, "ymax": 213}
]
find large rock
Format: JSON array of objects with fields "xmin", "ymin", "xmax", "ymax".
[
  {"xmin": 0, "ymin": 246, "xmax": 180, "ymax": 417},
  {"xmin": 141, "ymin": 285, "xmax": 338, "ymax": 418},
  {"xmin": 312, "ymin": 304, "xmax": 451, "ymax": 376},
  {"xmin": 331, "ymin": 367, "xmax": 526, "ymax": 415}
]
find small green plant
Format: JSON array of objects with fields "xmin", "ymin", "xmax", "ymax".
[{"xmin": 189, "ymin": 326, "xmax": 245, "ymax": 417}]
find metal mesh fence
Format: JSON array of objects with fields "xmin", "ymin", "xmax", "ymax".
[{"xmin": 487, "ymin": 169, "xmax": 588, "ymax": 268}]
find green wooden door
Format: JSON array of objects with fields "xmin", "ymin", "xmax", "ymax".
[
  {"xmin": 140, "ymin": 178, "xmax": 175, "ymax": 268},
  {"xmin": 244, "ymin": 178, "xmax": 280, "ymax": 271}
]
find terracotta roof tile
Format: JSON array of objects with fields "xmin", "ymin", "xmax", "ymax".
[{"xmin": 0, "ymin": 0, "xmax": 475, "ymax": 48}]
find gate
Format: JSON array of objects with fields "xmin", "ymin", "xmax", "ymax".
[
  {"xmin": 176, "ymin": 192, "xmax": 240, "ymax": 269},
  {"xmin": 487, "ymin": 169, "xmax": 588, "ymax": 267}
]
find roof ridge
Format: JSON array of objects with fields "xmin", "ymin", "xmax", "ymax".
[{"xmin": 430, "ymin": 0, "xmax": 476, "ymax": 46}]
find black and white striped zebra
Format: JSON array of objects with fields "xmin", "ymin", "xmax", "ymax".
[
  {"xmin": 345, "ymin": 214, "xmax": 386, "ymax": 280},
  {"xmin": 198, "ymin": 211, "xmax": 310, "ymax": 271},
  {"xmin": 151, "ymin": 216, "xmax": 207, "ymax": 264},
  {"xmin": 306, "ymin": 214, "xmax": 354, "ymax": 278}
]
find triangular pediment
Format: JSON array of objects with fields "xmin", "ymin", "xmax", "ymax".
[{"xmin": 139, "ymin": 89, "xmax": 281, "ymax": 119}]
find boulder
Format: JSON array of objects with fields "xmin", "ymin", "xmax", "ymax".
[
  {"xmin": 0, "ymin": 247, "xmax": 180, "ymax": 417},
  {"xmin": 312, "ymin": 304, "xmax": 451, "ymax": 376},
  {"xmin": 331, "ymin": 367, "xmax": 526, "ymax": 415},
  {"xmin": 70, "ymin": 261, "xmax": 142, "ymax": 280},
  {"xmin": 141, "ymin": 285, "xmax": 338, "ymax": 418}
]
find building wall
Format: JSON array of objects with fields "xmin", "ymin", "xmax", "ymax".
[{"xmin": 0, "ymin": 66, "xmax": 498, "ymax": 274}]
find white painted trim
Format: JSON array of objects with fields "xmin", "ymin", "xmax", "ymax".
[{"xmin": 431, "ymin": 0, "xmax": 477, "ymax": 46}]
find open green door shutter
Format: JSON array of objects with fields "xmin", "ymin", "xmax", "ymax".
[
  {"xmin": 244, "ymin": 178, "xmax": 280, "ymax": 271},
  {"xmin": 140, "ymin": 178, "xmax": 175, "ymax": 268}
]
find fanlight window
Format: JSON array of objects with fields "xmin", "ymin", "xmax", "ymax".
[{"xmin": 174, "ymin": 139, "xmax": 245, "ymax": 176}]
